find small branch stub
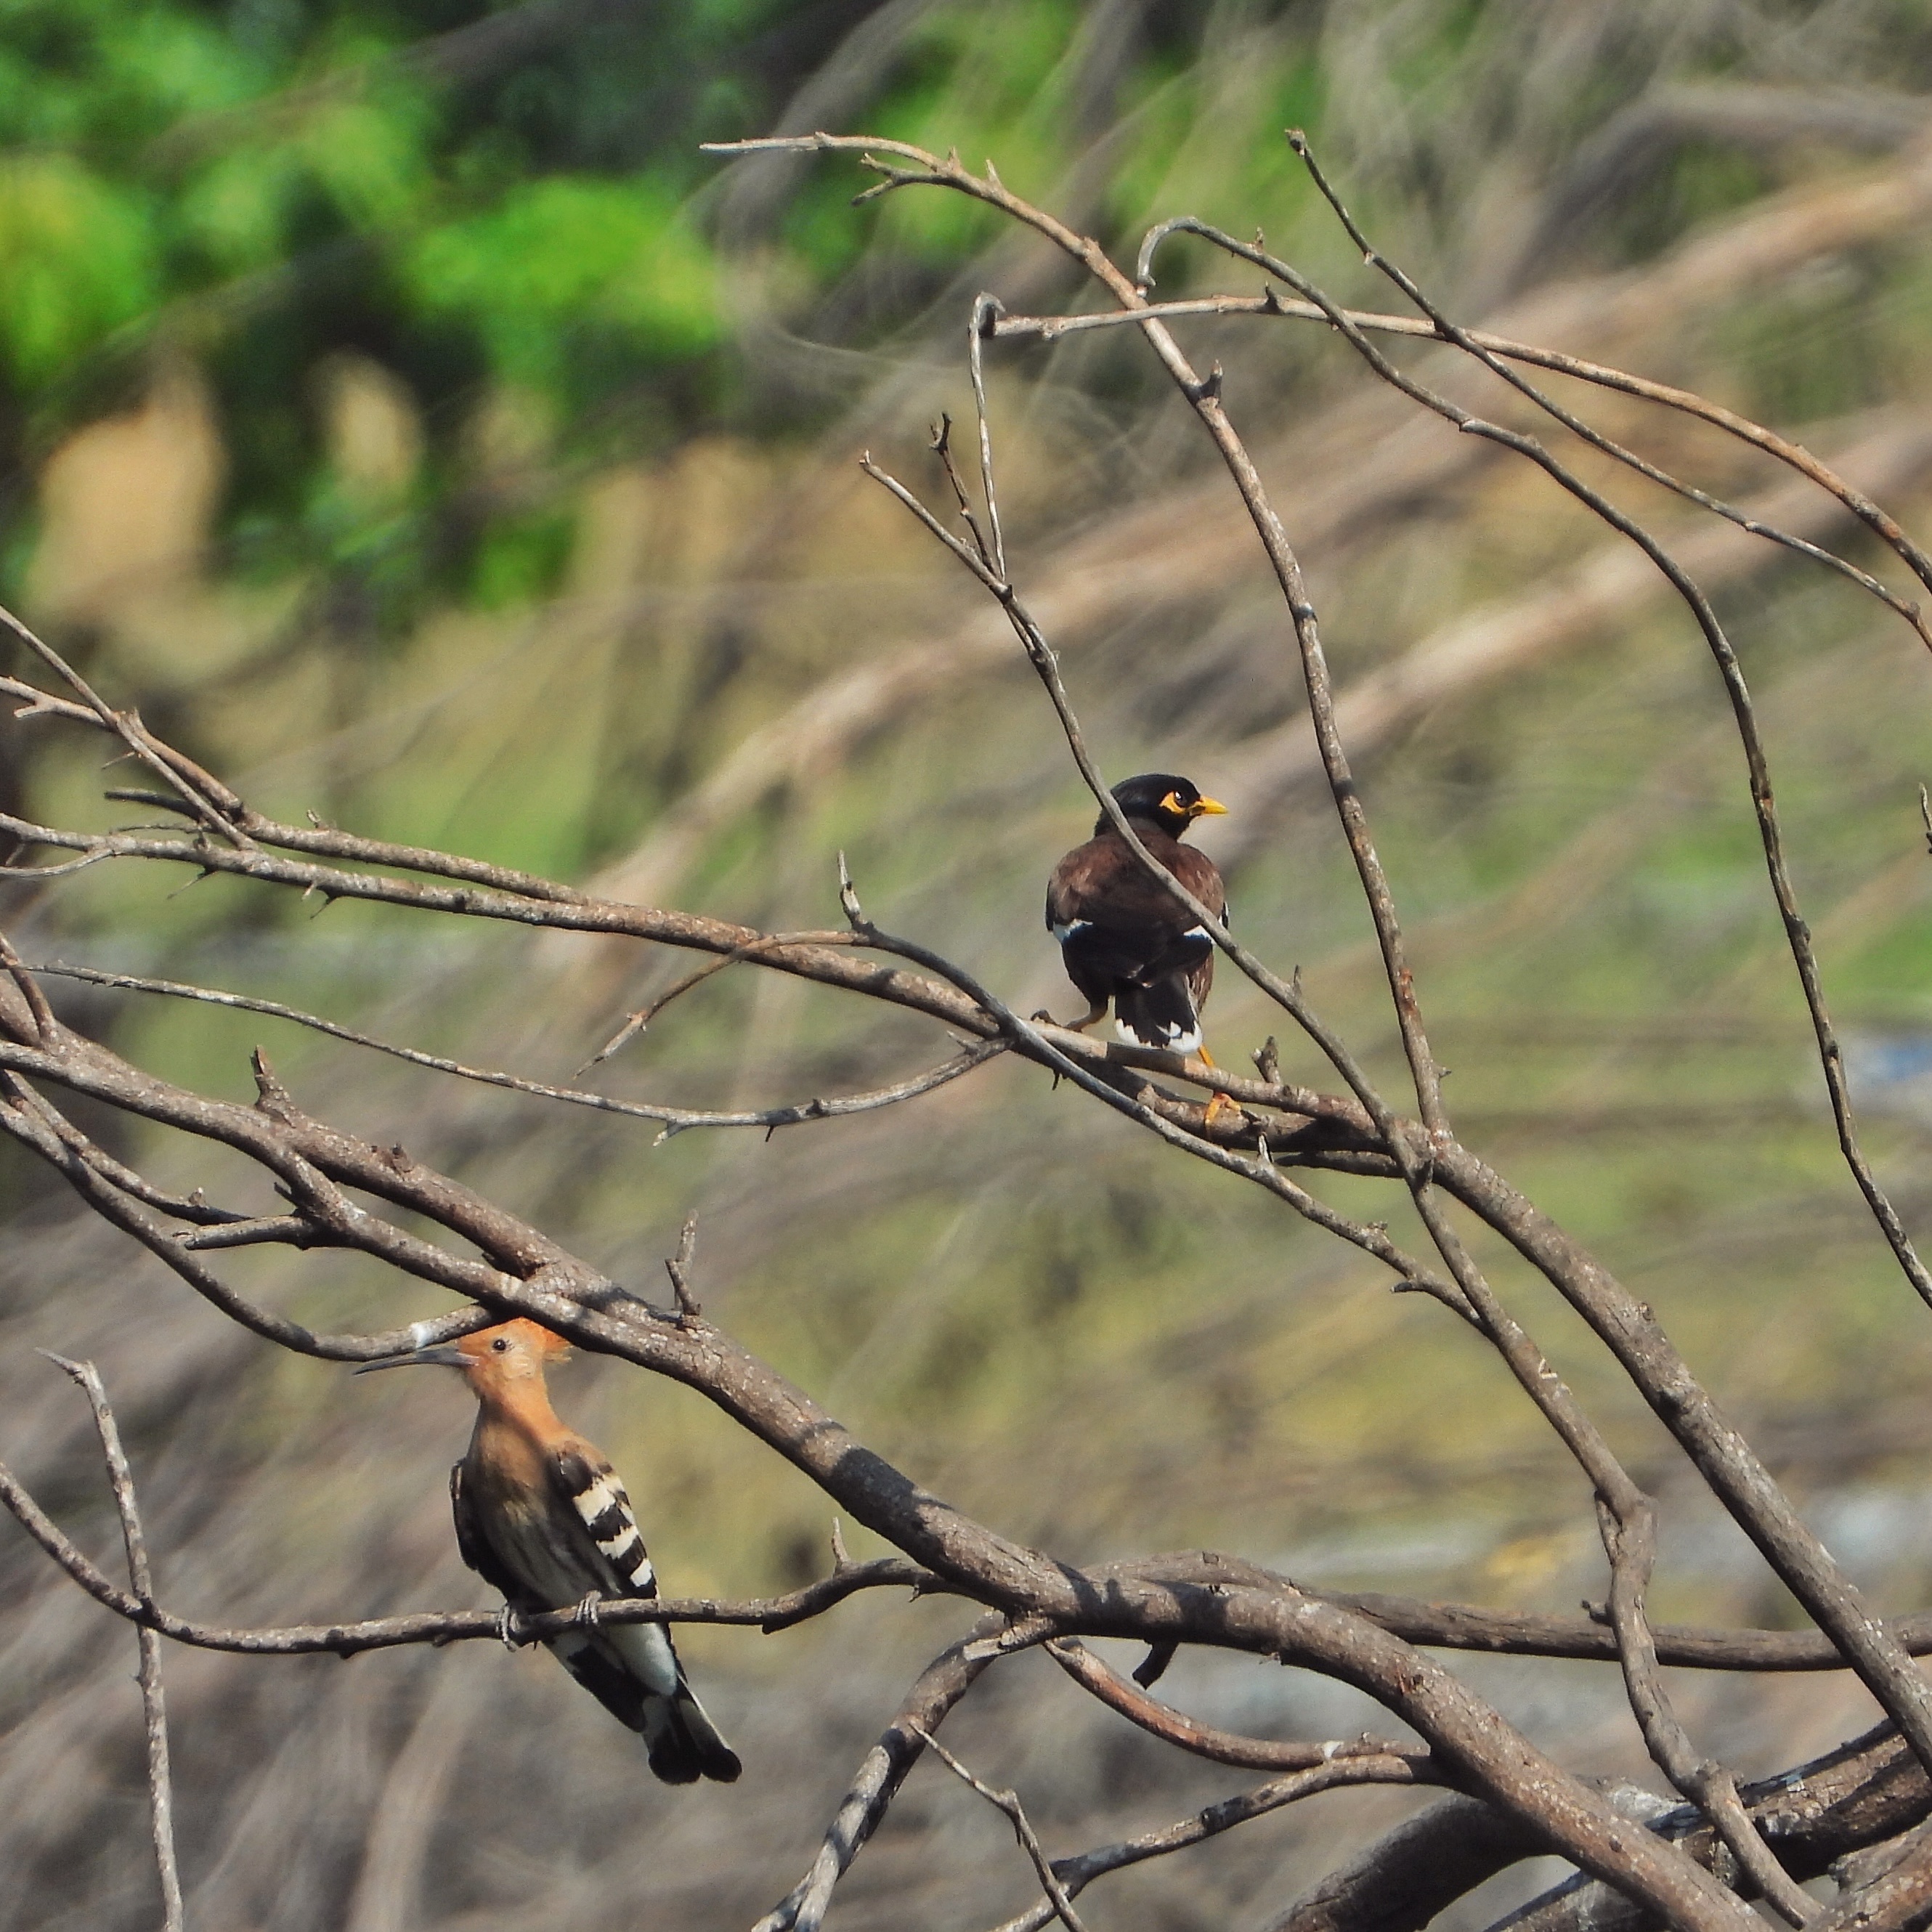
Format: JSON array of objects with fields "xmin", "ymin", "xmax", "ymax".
[{"xmin": 664, "ymin": 1211, "xmax": 702, "ymax": 1325}]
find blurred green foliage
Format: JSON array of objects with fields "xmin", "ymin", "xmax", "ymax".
[
  {"xmin": 0, "ymin": 0, "xmax": 1247, "ymax": 605},
  {"xmin": 11, "ymin": 0, "xmax": 1910, "ymax": 619}
]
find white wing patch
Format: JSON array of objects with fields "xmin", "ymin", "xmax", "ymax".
[
  {"xmin": 572, "ymin": 1471, "xmax": 625, "ymax": 1522},
  {"xmin": 1051, "ymin": 919, "xmax": 1092, "ymax": 943}
]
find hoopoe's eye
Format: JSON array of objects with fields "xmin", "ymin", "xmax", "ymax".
[{"xmin": 491, "ymin": 1337, "xmax": 509, "ymax": 1352}]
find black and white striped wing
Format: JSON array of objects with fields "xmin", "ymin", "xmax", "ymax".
[
  {"xmin": 551, "ymin": 1448, "xmax": 659, "ymax": 1602},
  {"xmin": 547, "ymin": 1447, "xmax": 741, "ymax": 1784}
]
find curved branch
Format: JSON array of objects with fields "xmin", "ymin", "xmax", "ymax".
[{"xmin": 1044, "ymin": 1637, "xmax": 1435, "ymax": 1776}]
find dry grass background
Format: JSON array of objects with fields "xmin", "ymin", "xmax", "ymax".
[{"xmin": 12, "ymin": 2, "xmax": 1932, "ymax": 1926}]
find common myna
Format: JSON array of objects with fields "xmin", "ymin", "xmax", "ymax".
[{"xmin": 1045, "ymin": 773, "xmax": 1228, "ymax": 1055}]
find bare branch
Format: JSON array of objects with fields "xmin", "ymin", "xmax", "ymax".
[
  {"xmin": 1044, "ymin": 1639, "xmax": 1434, "ymax": 1777},
  {"xmin": 41, "ymin": 1356, "xmax": 184, "ymax": 1932},
  {"xmin": 995, "ymin": 291, "xmax": 1932, "ymax": 630},
  {"xmin": 755, "ymin": 1620, "xmax": 1018, "ymax": 1932},
  {"xmin": 990, "ymin": 1758, "xmax": 1450, "ymax": 1932},
  {"xmin": 855, "ymin": 200, "xmax": 1832, "ymax": 1880},
  {"xmin": 34, "ymin": 959, "xmax": 1006, "ymax": 1142},
  {"xmin": 1279, "ymin": 132, "xmax": 1932, "ymax": 1324},
  {"xmin": 0, "ymin": 1454, "xmax": 949, "ymax": 1652},
  {"xmin": 1485, "ymin": 1725, "xmax": 1932, "ymax": 1932},
  {"xmin": 0, "ymin": 601, "xmax": 248, "ymax": 844},
  {"xmin": 968, "ymin": 292, "xmax": 1007, "ymax": 580},
  {"xmin": 910, "ymin": 1722, "xmax": 1091, "ymax": 1932},
  {"xmin": 929, "ymin": 413, "xmax": 998, "ymax": 573},
  {"xmin": 577, "ymin": 928, "xmax": 861, "ymax": 1069},
  {"xmin": 1286, "ymin": 1720, "xmax": 1932, "ymax": 1932}
]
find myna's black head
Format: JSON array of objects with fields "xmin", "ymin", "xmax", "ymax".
[{"xmin": 1099, "ymin": 773, "xmax": 1229, "ymax": 840}]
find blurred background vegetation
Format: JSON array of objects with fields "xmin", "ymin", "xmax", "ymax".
[{"xmin": 11, "ymin": 1, "xmax": 1932, "ymax": 1927}]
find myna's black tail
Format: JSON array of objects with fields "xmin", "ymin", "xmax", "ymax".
[{"xmin": 1114, "ymin": 976, "xmax": 1203, "ymax": 1054}]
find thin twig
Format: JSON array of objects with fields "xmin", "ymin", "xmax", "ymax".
[
  {"xmin": 33, "ymin": 959, "xmax": 1004, "ymax": 1141},
  {"xmin": 995, "ymin": 291, "xmax": 1932, "ymax": 629},
  {"xmin": 969, "ymin": 291, "xmax": 1007, "ymax": 580},
  {"xmin": 930, "ymin": 414, "xmax": 997, "ymax": 572},
  {"xmin": 755, "ymin": 1620, "xmax": 1022, "ymax": 1932},
  {"xmin": 1279, "ymin": 134, "xmax": 1932, "ymax": 1323},
  {"xmin": 909, "ymin": 1722, "xmax": 1091, "ymax": 1932},
  {"xmin": 1599, "ymin": 1496, "xmax": 1818, "ymax": 1923},
  {"xmin": 0, "ymin": 601, "xmax": 248, "ymax": 844},
  {"xmin": 41, "ymin": 1355, "xmax": 185, "ymax": 1932},
  {"xmin": 984, "ymin": 1758, "xmax": 1444, "ymax": 1932},
  {"xmin": 579, "ymin": 929, "xmax": 861, "ymax": 1069}
]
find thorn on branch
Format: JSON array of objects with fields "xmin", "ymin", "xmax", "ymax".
[
  {"xmin": 581, "ymin": 1008, "xmax": 650, "ymax": 1072},
  {"xmin": 251, "ymin": 1047, "xmax": 293, "ymax": 1115},
  {"xmin": 837, "ymin": 851, "xmax": 871, "ymax": 934},
  {"xmin": 929, "ymin": 413, "xmax": 997, "ymax": 569},
  {"xmin": 664, "ymin": 1211, "xmax": 702, "ymax": 1325},
  {"xmin": 102, "ymin": 790, "xmax": 200, "ymax": 816},
  {"xmin": 1253, "ymin": 1036, "xmax": 1281, "ymax": 1084},
  {"xmin": 1132, "ymin": 1641, "xmax": 1177, "ymax": 1689},
  {"xmin": 1918, "ymin": 783, "xmax": 1931, "ymax": 856}
]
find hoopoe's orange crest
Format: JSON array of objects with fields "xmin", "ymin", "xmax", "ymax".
[{"xmin": 457, "ymin": 1318, "xmax": 572, "ymax": 1368}]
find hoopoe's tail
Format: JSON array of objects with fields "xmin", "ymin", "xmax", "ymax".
[{"xmin": 643, "ymin": 1679, "xmax": 742, "ymax": 1785}]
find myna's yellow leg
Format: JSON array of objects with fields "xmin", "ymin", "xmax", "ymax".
[{"xmin": 1197, "ymin": 1047, "xmax": 1238, "ymax": 1128}]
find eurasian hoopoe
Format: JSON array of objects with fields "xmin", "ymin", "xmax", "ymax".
[{"xmin": 360, "ymin": 1317, "xmax": 741, "ymax": 1785}]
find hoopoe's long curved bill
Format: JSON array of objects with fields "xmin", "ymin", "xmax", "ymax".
[{"xmin": 355, "ymin": 1342, "xmax": 469, "ymax": 1372}]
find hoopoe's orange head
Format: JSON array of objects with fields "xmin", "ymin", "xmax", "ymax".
[{"xmin": 356, "ymin": 1316, "xmax": 572, "ymax": 1389}]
